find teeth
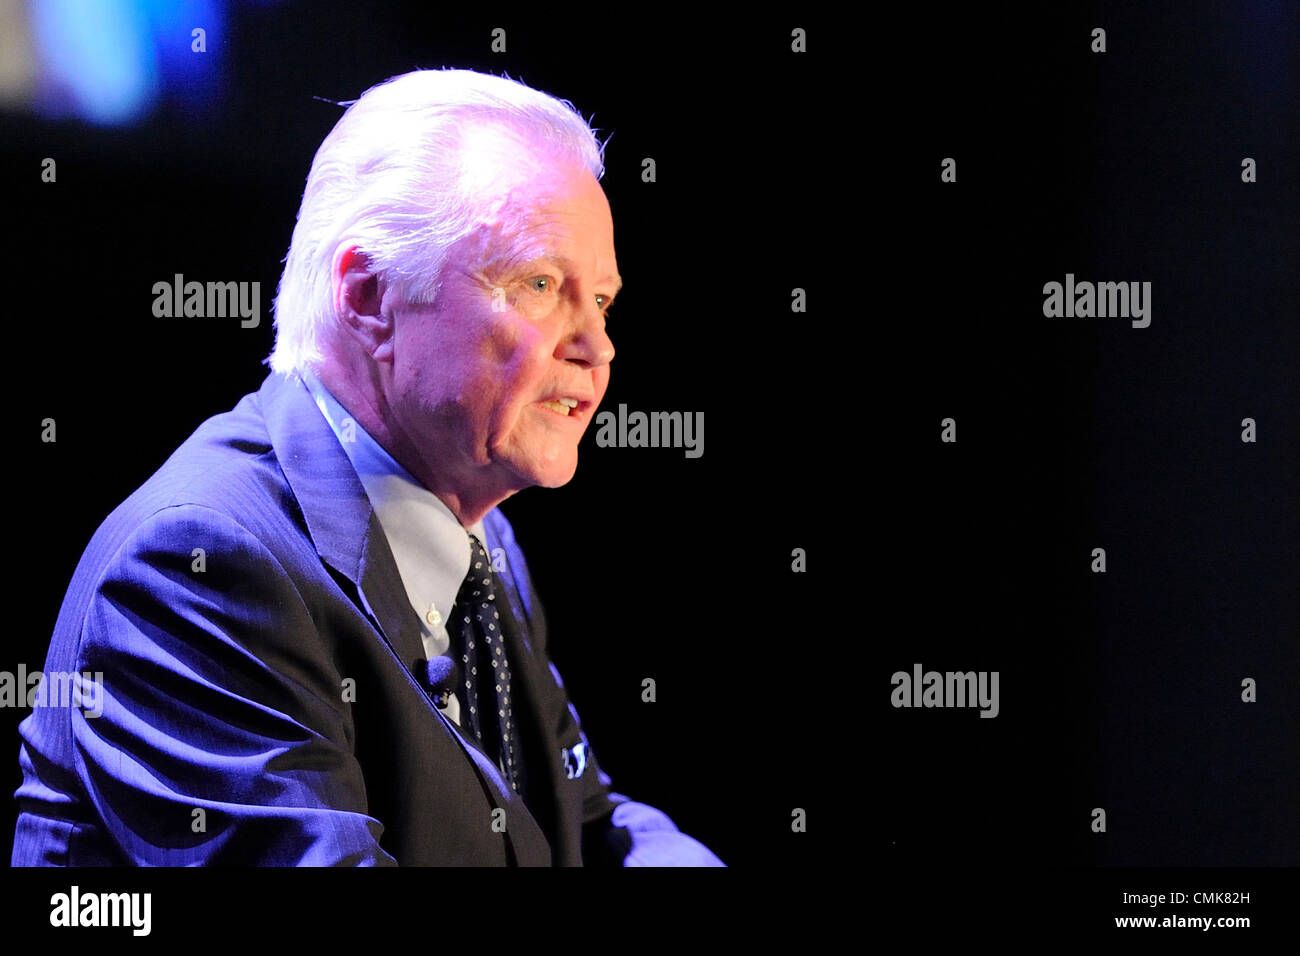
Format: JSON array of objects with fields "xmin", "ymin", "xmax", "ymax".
[
  {"xmin": 557, "ymin": 397, "xmax": 578, "ymax": 408},
  {"xmin": 540, "ymin": 400, "xmax": 572, "ymax": 416}
]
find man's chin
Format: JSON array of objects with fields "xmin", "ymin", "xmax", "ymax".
[
  {"xmin": 534, "ymin": 462, "xmax": 579, "ymax": 489},
  {"xmin": 500, "ymin": 453, "xmax": 580, "ymax": 491}
]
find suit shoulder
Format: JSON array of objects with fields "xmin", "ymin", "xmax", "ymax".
[
  {"xmin": 74, "ymin": 390, "xmax": 306, "ymax": 588},
  {"xmin": 137, "ymin": 389, "xmax": 286, "ymax": 521}
]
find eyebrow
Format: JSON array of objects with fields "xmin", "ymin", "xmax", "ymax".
[{"xmin": 538, "ymin": 254, "xmax": 623, "ymax": 294}]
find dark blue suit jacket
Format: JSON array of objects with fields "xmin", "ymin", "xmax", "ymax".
[{"xmin": 13, "ymin": 370, "xmax": 720, "ymax": 866}]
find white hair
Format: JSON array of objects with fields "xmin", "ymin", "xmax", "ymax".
[{"xmin": 266, "ymin": 68, "xmax": 607, "ymax": 374}]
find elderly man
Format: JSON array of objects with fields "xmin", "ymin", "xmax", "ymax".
[{"xmin": 12, "ymin": 69, "xmax": 722, "ymax": 866}]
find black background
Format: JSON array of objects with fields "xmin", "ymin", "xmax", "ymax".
[
  {"xmin": 883, "ymin": 4, "xmax": 1298, "ymax": 869},
  {"xmin": 0, "ymin": 0, "xmax": 1296, "ymax": 931}
]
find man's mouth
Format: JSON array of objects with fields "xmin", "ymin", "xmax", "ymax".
[
  {"xmin": 535, "ymin": 395, "xmax": 590, "ymax": 422},
  {"xmin": 539, "ymin": 397, "xmax": 579, "ymax": 416}
]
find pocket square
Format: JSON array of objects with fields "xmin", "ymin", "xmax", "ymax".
[{"xmin": 561, "ymin": 741, "xmax": 589, "ymax": 779}]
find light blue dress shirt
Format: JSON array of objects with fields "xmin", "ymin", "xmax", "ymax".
[{"xmin": 300, "ymin": 369, "xmax": 485, "ymax": 727}]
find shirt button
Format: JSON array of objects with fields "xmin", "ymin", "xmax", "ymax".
[{"xmin": 426, "ymin": 606, "xmax": 443, "ymax": 627}]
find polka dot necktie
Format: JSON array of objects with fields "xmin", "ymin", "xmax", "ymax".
[{"xmin": 446, "ymin": 533, "xmax": 521, "ymax": 793}]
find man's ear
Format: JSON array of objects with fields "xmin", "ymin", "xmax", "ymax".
[{"xmin": 331, "ymin": 243, "xmax": 394, "ymax": 360}]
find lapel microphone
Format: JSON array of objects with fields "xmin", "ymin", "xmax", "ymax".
[{"xmin": 422, "ymin": 656, "xmax": 461, "ymax": 709}]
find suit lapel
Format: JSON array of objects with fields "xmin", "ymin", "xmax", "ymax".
[
  {"xmin": 258, "ymin": 370, "xmax": 551, "ymax": 864},
  {"xmin": 259, "ymin": 370, "xmax": 424, "ymax": 667}
]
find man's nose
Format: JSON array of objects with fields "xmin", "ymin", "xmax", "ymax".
[{"xmin": 561, "ymin": 302, "xmax": 615, "ymax": 368}]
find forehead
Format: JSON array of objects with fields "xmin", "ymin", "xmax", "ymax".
[
  {"xmin": 472, "ymin": 172, "xmax": 616, "ymax": 278},
  {"xmin": 506, "ymin": 173, "xmax": 613, "ymax": 251}
]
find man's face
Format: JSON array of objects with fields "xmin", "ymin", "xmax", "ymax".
[{"xmin": 387, "ymin": 159, "xmax": 619, "ymax": 497}]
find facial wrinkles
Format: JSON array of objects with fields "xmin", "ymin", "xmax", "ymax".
[
  {"xmin": 450, "ymin": 166, "xmax": 613, "ymax": 485},
  {"xmin": 478, "ymin": 322, "xmax": 541, "ymax": 452}
]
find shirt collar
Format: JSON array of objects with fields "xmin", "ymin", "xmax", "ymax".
[{"xmin": 298, "ymin": 368, "xmax": 485, "ymax": 644}]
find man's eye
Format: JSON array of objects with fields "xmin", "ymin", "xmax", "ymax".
[{"xmin": 528, "ymin": 276, "xmax": 552, "ymax": 294}]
